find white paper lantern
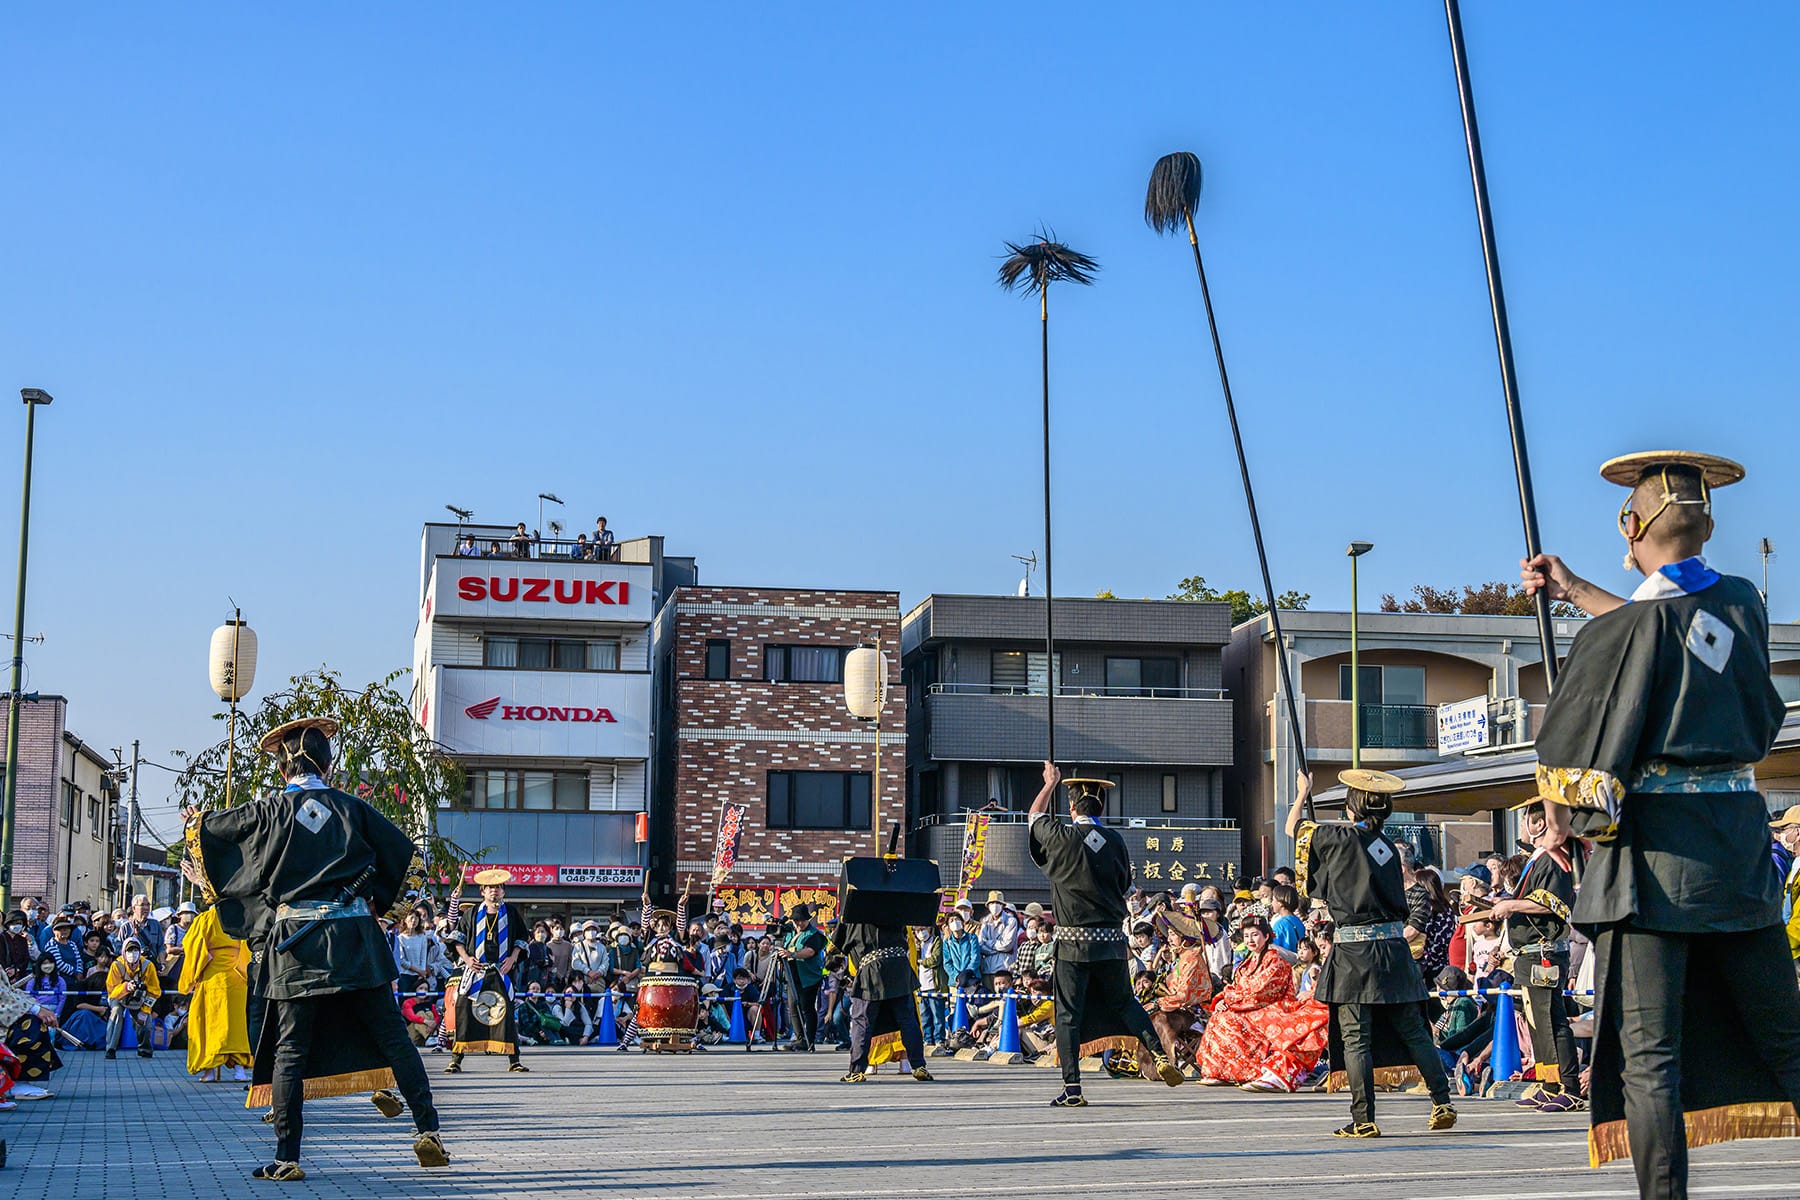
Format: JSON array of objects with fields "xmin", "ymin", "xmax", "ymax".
[
  {"xmin": 843, "ymin": 644, "xmax": 886, "ymax": 720},
  {"xmin": 209, "ymin": 619, "xmax": 259, "ymax": 702}
]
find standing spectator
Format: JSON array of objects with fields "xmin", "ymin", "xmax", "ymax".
[
  {"xmin": 1771, "ymin": 807, "xmax": 1800, "ymax": 948},
  {"xmin": 941, "ymin": 910, "xmax": 981, "ymax": 990},
  {"xmin": 115, "ymin": 895, "xmax": 164, "ymax": 959},
  {"xmin": 776, "ymin": 904, "xmax": 829, "ymax": 1051},
  {"xmin": 1414, "ymin": 868, "xmax": 1457, "ymax": 983},
  {"xmin": 394, "ymin": 910, "xmax": 446, "ymax": 994},
  {"xmin": 43, "ymin": 915, "xmax": 87, "ymax": 985},
  {"xmin": 105, "ymin": 937, "xmax": 162, "ymax": 1059},
  {"xmin": 509, "ymin": 522, "xmax": 534, "ymax": 558},
  {"xmin": 22, "ymin": 899, "xmax": 51, "ymax": 954},
  {"xmin": 1, "ymin": 910, "xmax": 32, "ymax": 981},
  {"xmin": 168, "ymin": 901, "xmax": 199, "ymax": 953},
  {"xmin": 916, "ymin": 921, "xmax": 945, "ymax": 1048},
  {"xmin": 546, "ymin": 921, "xmax": 575, "ymax": 988},
  {"xmin": 571, "ymin": 922, "xmax": 611, "ymax": 986},
  {"xmin": 592, "ymin": 516, "xmax": 617, "ymax": 562},
  {"xmin": 978, "ymin": 892, "xmax": 1021, "ymax": 984}
]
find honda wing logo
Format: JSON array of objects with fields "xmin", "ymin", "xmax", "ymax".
[{"xmin": 461, "ymin": 695, "xmax": 619, "ymax": 724}]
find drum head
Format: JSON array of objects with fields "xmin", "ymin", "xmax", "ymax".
[{"xmin": 471, "ymin": 989, "xmax": 508, "ymax": 1026}]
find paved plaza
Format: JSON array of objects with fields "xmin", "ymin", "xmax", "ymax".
[{"xmin": 5, "ymin": 1047, "xmax": 1800, "ymax": 1200}]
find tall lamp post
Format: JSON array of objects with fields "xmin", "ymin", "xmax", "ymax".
[
  {"xmin": 1, "ymin": 388, "xmax": 53, "ymax": 912},
  {"xmin": 1347, "ymin": 542, "xmax": 1374, "ymax": 769}
]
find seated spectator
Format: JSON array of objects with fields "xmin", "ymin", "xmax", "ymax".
[
  {"xmin": 1139, "ymin": 911, "xmax": 1214, "ymax": 1078},
  {"xmin": 64, "ymin": 950, "xmax": 114, "ymax": 1047},
  {"xmin": 967, "ymin": 969, "xmax": 1016, "ymax": 1045},
  {"xmin": 555, "ymin": 984, "xmax": 594, "ymax": 1045},
  {"xmin": 401, "ymin": 990, "xmax": 440, "ymax": 1046},
  {"xmin": 160, "ymin": 996, "xmax": 190, "ymax": 1051},
  {"xmin": 1, "ymin": 910, "xmax": 32, "ymax": 981},
  {"xmin": 1433, "ymin": 965, "xmax": 1482, "ymax": 1085},
  {"xmin": 1197, "ymin": 915, "xmax": 1329, "ymax": 1092},
  {"xmin": 592, "ymin": 516, "xmax": 617, "ymax": 562},
  {"xmin": 23, "ymin": 954, "xmax": 65, "ymax": 1020},
  {"xmin": 517, "ymin": 982, "xmax": 566, "ymax": 1046},
  {"xmin": 486, "ymin": 540, "xmax": 504, "ymax": 557},
  {"xmin": 1293, "ymin": 938, "xmax": 1321, "ymax": 1000},
  {"xmin": 1015, "ymin": 974, "xmax": 1057, "ymax": 1058},
  {"xmin": 455, "ymin": 535, "xmax": 481, "ymax": 557},
  {"xmin": 572, "ymin": 533, "xmax": 594, "ymax": 561},
  {"xmin": 510, "ymin": 523, "xmax": 534, "ymax": 558},
  {"xmin": 1129, "ymin": 922, "xmax": 1159, "ymax": 979},
  {"xmin": 42, "ymin": 914, "xmax": 86, "ymax": 984},
  {"xmin": 0, "ymin": 963, "xmax": 63, "ymax": 1098},
  {"xmin": 1192, "ymin": 896, "xmax": 1233, "ymax": 984}
]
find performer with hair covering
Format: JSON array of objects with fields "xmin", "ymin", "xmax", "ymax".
[
  {"xmin": 446, "ymin": 868, "xmax": 527, "ymax": 1074},
  {"xmin": 186, "ymin": 716, "xmax": 445, "ymax": 1181},
  {"xmin": 1289, "ymin": 769, "xmax": 1455, "ymax": 1139},
  {"xmin": 1523, "ymin": 450, "xmax": 1800, "ymax": 1198},
  {"xmin": 1028, "ymin": 762, "xmax": 1182, "ymax": 1107},
  {"xmin": 830, "ymin": 912, "xmax": 932, "ymax": 1084}
]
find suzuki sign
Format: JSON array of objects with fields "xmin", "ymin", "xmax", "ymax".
[
  {"xmin": 431, "ymin": 667, "xmax": 651, "ymax": 759},
  {"xmin": 429, "ymin": 560, "xmax": 653, "ymax": 624}
]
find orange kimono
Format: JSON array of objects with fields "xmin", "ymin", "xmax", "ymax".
[{"xmin": 1198, "ymin": 947, "xmax": 1328, "ymax": 1090}]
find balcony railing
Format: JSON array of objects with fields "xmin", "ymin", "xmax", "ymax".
[
  {"xmin": 927, "ymin": 682, "xmax": 1227, "ymax": 701},
  {"xmin": 445, "ymin": 536, "xmax": 621, "ymax": 563},
  {"xmin": 1355, "ymin": 704, "xmax": 1437, "ymax": 749}
]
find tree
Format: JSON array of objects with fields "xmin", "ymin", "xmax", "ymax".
[
  {"xmin": 172, "ymin": 667, "xmax": 475, "ymax": 882},
  {"xmin": 1379, "ymin": 581, "xmax": 1582, "ymax": 618},
  {"xmin": 1167, "ymin": 575, "xmax": 1310, "ymax": 627}
]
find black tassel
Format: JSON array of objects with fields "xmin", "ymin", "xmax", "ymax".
[
  {"xmin": 1144, "ymin": 151, "xmax": 1203, "ymax": 234},
  {"xmin": 997, "ymin": 233, "xmax": 1100, "ymax": 293}
]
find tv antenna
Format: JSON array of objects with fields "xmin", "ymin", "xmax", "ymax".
[
  {"xmin": 1011, "ymin": 552, "xmax": 1038, "ymax": 598},
  {"xmin": 537, "ymin": 492, "xmax": 565, "ymax": 539},
  {"xmin": 445, "ymin": 505, "xmax": 474, "ymax": 538}
]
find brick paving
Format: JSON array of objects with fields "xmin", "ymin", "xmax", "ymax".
[{"xmin": 6, "ymin": 1046, "xmax": 1800, "ymax": 1199}]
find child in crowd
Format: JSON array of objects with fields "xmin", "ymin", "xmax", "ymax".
[
  {"xmin": 1269, "ymin": 886, "xmax": 1307, "ymax": 955},
  {"xmin": 1292, "ymin": 939, "xmax": 1321, "ymax": 1000}
]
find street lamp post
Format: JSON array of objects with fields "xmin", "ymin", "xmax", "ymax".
[
  {"xmin": 1, "ymin": 388, "xmax": 54, "ymax": 912},
  {"xmin": 1347, "ymin": 542, "xmax": 1374, "ymax": 770}
]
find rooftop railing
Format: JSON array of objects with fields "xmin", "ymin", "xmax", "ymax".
[
  {"xmin": 444, "ymin": 536, "xmax": 623, "ymax": 563},
  {"xmin": 926, "ymin": 682, "xmax": 1227, "ymax": 701}
]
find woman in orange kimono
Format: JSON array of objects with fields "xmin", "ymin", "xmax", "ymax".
[
  {"xmin": 1198, "ymin": 914, "xmax": 1329, "ymax": 1092},
  {"xmin": 176, "ymin": 903, "xmax": 252, "ymax": 1082}
]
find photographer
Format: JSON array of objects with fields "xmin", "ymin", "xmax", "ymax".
[{"xmin": 104, "ymin": 936, "xmax": 162, "ymax": 1059}]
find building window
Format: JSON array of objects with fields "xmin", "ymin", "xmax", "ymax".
[
  {"xmin": 89, "ymin": 795, "xmax": 102, "ymax": 839},
  {"xmin": 484, "ymin": 636, "xmax": 620, "ymax": 671},
  {"xmin": 460, "ymin": 768, "xmax": 590, "ymax": 811},
  {"xmin": 1338, "ymin": 664, "xmax": 1426, "ymax": 706},
  {"xmin": 1161, "ymin": 773, "xmax": 1178, "ymax": 813},
  {"xmin": 992, "ymin": 649, "xmax": 1060, "ymax": 695},
  {"xmin": 767, "ymin": 770, "xmax": 872, "ymax": 830},
  {"xmin": 1104, "ymin": 771, "xmax": 1124, "ymax": 818},
  {"xmin": 62, "ymin": 782, "xmax": 78, "ymax": 830},
  {"xmin": 1106, "ymin": 657, "xmax": 1180, "ymax": 696},
  {"xmin": 705, "ymin": 639, "xmax": 731, "ymax": 680},
  {"xmin": 763, "ymin": 645, "xmax": 847, "ymax": 683}
]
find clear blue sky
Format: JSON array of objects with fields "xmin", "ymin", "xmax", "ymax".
[{"xmin": 3, "ymin": 4, "xmax": 1796, "ymax": 835}]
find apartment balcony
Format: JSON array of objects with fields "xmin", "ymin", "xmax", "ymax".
[
  {"xmin": 923, "ymin": 683, "xmax": 1232, "ymax": 766},
  {"xmin": 912, "ymin": 813, "xmax": 1242, "ymax": 899},
  {"xmin": 1271, "ymin": 698, "xmax": 1536, "ymax": 764}
]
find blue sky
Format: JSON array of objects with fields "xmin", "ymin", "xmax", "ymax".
[{"xmin": 3, "ymin": 4, "xmax": 1796, "ymax": 833}]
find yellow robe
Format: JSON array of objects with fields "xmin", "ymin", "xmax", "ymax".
[{"xmin": 176, "ymin": 907, "xmax": 252, "ymax": 1072}]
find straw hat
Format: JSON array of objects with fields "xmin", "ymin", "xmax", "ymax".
[
  {"xmin": 1599, "ymin": 450, "xmax": 1745, "ymax": 489},
  {"xmin": 258, "ymin": 716, "xmax": 340, "ymax": 754},
  {"xmin": 1771, "ymin": 806, "xmax": 1800, "ymax": 831},
  {"xmin": 471, "ymin": 868, "xmax": 513, "ymax": 887},
  {"xmin": 1338, "ymin": 768, "xmax": 1406, "ymax": 795}
]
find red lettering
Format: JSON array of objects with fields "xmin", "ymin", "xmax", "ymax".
[
  {"xmin": 571, "ymin": 709, "xmax": 592, "ymax": 722},
  {"xmin": 522, "ymin": 578, "xmax": 550, "ymax": 602},
  {"xmin": 547, "ymin": 707, "xmax": 568, "ymax": 721},
  {"xmin": 594, "ymin": 708, "xmax": 617, "ymax": 723},
  {"xmin": 554, "ymin": 579, "xmax": 583, "ymax": 604},
  {"xmin": 617, "ymin": 581, "xmax": 629, "ymax": 605},
  {"xmin": 501, "ymin": 706, "xmax": 525, "ymax": 719},
  {"xmin": 583, "ymin": 580, "xmax": 615, "ymax": 604},
  {"xmin": 525, "ymin": 706, "xmax": 548, "ymax": 721},
  {"xmin": 490, "ymin": 578, "xmax": 519, "ymax": 602},
  {"xmin": 457, "ymin": 577, "xmax": 486, "ymax": 602}
]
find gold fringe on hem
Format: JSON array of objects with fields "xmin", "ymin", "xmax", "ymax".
[
  {"xmin": 1588, "ymin": 1102, "xmax": 1798, "ymax": 1168},
  {"xmin": 245, "ymin": 1067, "xmax": 398, "ymax": 1109},
  {"xmin": 1326, "ymin": 1066, "xmax": 1422, "ymax": 1093},
  {"xmin": 450, "ymin": 1040, "xmax": 516, "ymax": 1056}
]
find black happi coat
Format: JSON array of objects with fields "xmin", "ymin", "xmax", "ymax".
[
  {"xmin": 196, "ymin": 787, "xmax": 417, "ymax": 1101},
  {"xmin": 1509, "ymin": 849, "xmax": 1575, "ymax": 949},
  {"xmin": 1535, "ymin": 573, "xmax": 1784, "ymax": 933},
  {"xmin": 1301, "ymin": 821, "xmax": 1423, "ymax": 1006},
  {"xmin": 1028, "ymin": 814, "xmax": 1131, "ymax": 962},
  {"xmin": 832, "ymin": 922, "xmax": 915, "ymax": 1003}
]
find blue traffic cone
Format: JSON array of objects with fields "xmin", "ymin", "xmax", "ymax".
[
  {"xmin": 121, "ymin": 1017, "xmax": 137, "ymax": 1051},
  {"xmin": 596, "ymin": 990, "xmax": 619, "ymax": 1046},
  {"xmin": 951, "ymin": 990, "xmax": 971, "ymax": 1034},
  {"xmin": 993, "ymin": 994, "xmax": 1022, "ymax": 1057},
  {"xmin": 1490, "ymin": 990, "xmax": 1521, "ymax": 1088},
  {"xmin": 727, "ymin": 997, "xmax": 748, "ymax": 1045}
]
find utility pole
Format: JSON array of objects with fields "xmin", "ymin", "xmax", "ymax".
[
  {"xmin": 1, "ymin": 388, "xmax": 54, "ymax": 912},
  {"xmin": 122, "ymin": 740, "xmax": 140, "ymax": 903}
]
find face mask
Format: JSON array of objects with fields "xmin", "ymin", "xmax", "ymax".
[
  {"xmin": 949, "ymin": 921, "xmax": 964, "ymax": 933},
  {"xmin": 987, "ymin": 904, "xmax": 1001, "ymax": 916},
  {"xmin": 125, "ymin": 951, "xmax": 141, "ymax": 963},
  {"xmin": 584, "ymin": 932, "xmax": 598, "ymax": 941},
  {"xmin": 7, "ymin": 924, "xmax": 20, "ymax": 934}
]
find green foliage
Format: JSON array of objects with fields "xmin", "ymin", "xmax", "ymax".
[
  {"xmin": 1379, "ymin": 582, "xmax": 1582, "ymax": 618},
  {"xmin": 173, "ymin": 667, "xmax": 474, "ymax": 881},
  {"xmin": 1166, "ymin": 576, "xmax": 1310, "ymax": 626}
]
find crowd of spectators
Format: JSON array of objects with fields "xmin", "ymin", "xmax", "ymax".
[{"xmin": 453, "ymin": 516, "xmax": 619, "ymax": 562}]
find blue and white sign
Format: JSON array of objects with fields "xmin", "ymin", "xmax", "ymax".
[{"xmin": 1437, "ymin": 696, "xmax": 1491, "ymax": 755}]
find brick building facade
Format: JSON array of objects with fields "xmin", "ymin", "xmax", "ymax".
[
  {"xmin": 653, "ymin": 587, "xmax": 904, "ymax": 927},
  {"xmin": 1, "ymin": 695, "xmax": 120, "ymax": 908}
]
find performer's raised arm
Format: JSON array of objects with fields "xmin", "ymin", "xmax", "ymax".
[{"xmin": 1520, "ymin": 553, "xmax": 1625, "ymax": 617}]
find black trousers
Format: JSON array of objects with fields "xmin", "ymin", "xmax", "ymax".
[
  {"xmin": 272, "ymin": 987, "xmax": 439, "ymax": 1163},
  {"xmin": 1337, "ymin": 1002, "xmax": 1451, "ymax": 1125},
  {"xmin": 1521, "ymin": 952, "xmax": 1582, "ymax": 1095},
  {"xmin": 1051, "ymin": 958, "xmax": 1161, "ymax": 1086},
  {"xmin": 848, "ymin": 996, "xmax": 925, "ymax": 1072},
  {"xmin": 1603, "ymin": 923, "xmax": 1800, "ymax": 1200}
]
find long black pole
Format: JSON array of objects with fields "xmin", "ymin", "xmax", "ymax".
[
  {"xmin": 1180, "ymin": 214, "xmax": 1311, "ymax": 821},
  {"xmin": 1443, "ymin": 0, "xmax": 1559, "ymax": 693},
  {"xmin": 1040, "ymin": 286, "xmax": 1056, "ymax": 764}
]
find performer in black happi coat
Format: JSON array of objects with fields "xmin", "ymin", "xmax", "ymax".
[
  {"xmin": 1028, "ymin": 762, "xmax": 1182, "ymax": 1107},
  {"xmin": 1524, "ymin": 449, "xmax": 1800, "ymax": 1198},
  {"xmin": 831, "ymin": 915, "xmax": 932, "ymax": 1084}
]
